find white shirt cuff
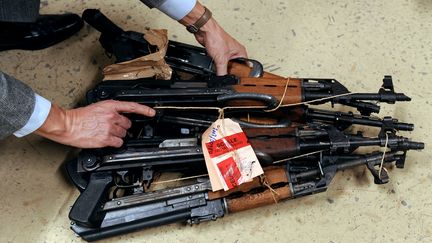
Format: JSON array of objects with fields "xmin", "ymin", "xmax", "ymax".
[
  {"xmin": 13, "ymin": 93, "xmax": 51, "ymax": 137},
  {"xmin": 158, "ymin": 0, "xmax": 197, "ymax": 21}
]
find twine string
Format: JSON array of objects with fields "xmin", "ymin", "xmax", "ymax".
[
  {"xmin": 378, "ymin": 132, "xmax": 389, "ymax": 178},
  {"xmin": 260, "ymin": 175, "xmax": 280, "ymax": 204},
  {"xmin": 264, "ymin": 78, "xmax": 291, "ymax": 112},
  {"xmin": 272, "ymin": 150, "xmax": 326, "ymax": 164},
  {"xmin": 154, "ymin": 92, "xmax": 358, "ymax": 114},
  {"xmin": 149, "ymin": 82, "xmax": 361, "ymax": 189},
  {"xmin": 151, "ymin": 174, "xmax": 208, "ymax": 185}
]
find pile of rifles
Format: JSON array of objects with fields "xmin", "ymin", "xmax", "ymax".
[{"xmin": 65, "ymin": 10, "xmax": 425, "ymax": 241}]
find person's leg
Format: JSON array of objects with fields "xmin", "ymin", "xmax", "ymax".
[
  {"xmin": 0, "ymin": 0, "xmax": 40, "ymax": 23},
  {"xmin": 0, "ymin": 0, "xmax": 84, "ymax": 51}
]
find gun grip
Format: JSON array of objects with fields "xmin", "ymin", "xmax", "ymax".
[{"xmin": 69, "ymin": 172, "xmax": 113, "ymax": 227}]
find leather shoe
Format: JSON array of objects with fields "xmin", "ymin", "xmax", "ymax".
[{"xmin": 0, "ymin": 13, "xmax": 84, "ymax": 51}]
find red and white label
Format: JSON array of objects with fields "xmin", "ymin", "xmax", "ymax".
[
  {"xmin": 202, "ymin": 118, "xmax": 264, "ymax": 191},
  {"xmin": 217, "ymin": 157, "xmax": 242, "ymax": 190},
  {"xmin": 205, "ymin": 132, "xmax": 249, "ymax": 158}
]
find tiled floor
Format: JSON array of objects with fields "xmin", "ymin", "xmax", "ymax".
[{"xmin": 0, "ymin": 0, "xmax": 431, "ymax": 242}]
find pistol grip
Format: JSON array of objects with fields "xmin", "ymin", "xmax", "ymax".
[{"xmin": 69, "ymin": 172, "xmax": 113, "ymax": 227}]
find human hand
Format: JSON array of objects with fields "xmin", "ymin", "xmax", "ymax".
[
  {"xmin": 194, "ymin": 18, "xmax": 247, "ymax": 75},
  {"xmin": 179, "ymin": 2, "xmax": 247, "ymax": 76},
  {"xmin": 34, "ymin": 100, "xmax": 155, "ymax": 148}
]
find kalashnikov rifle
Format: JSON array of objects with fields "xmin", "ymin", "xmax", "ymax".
[
  {"xmin": 83, "ymin": 9, "xmax": 410, "ymax": 115},
  {"xmin": 67, "ymin": 124, "xmax": 423, "ymax": 233},
  {"xmin": 68, "ymin": 151, "xmax": 412, "ymax": 241},
  {"xmin": 119, "ymin": 105, "xmax": 414, "ymax": 132},
  {"xmin": 65, "ymin": 8, "xmax": 425, "ymax": 242},
  {"xmin": 86, "ymin": 74, "xmax": 410, "ymax": 116}
]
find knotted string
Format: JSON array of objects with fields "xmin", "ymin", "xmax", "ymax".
[{"xmin": 260, "ymin": 175, "xmax": 280, "ymax": 204}]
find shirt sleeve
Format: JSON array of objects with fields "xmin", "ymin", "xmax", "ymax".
[
  {"xmin": 140, "ymin": 0, "xmax": 197, "ymax": 21},
  {"xmin": 13, "ymin": 93, "xmax": 51, "ymax": 137}
]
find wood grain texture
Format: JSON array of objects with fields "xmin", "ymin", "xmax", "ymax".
[
  {"xmin": 207, "ymin": 166, "xmax": 289, "ymax": 200},
  {"xmin": 248, "ymin": 137, "xmax": 298, "ymax": 160},
  {"xmin": 230, "ymin": 78, "xmax": 303, "ymax": 106},
  {"xmin": 227, "ymin": 61, "xmax": 284, "ymax": 79},
  {"xmin": 225, "ymin": 187, "xmax": 293, "ymax": 213}
]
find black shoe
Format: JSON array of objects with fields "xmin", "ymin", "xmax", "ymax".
[{"xmin": 0, "ymin": 13, "xmax": 84, "ymax": 51}]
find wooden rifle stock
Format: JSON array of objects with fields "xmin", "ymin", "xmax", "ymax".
[
  {"xmin": 208, "ymin": 166, "xmax": 289, "ymax": 200},
  {"xmin": 207, "ymin": 166, "xmax": 293, "ymax": 213},
  {"xmin": 208, "ymin": 166, "xmax": 293, "ymax": 213},
  {"xmin": 249, "ymin": 137, "xmax": 299, "ymax": 160},
  {"xmin": 243, "ymin": 127, "xmax": 298, "ymax": 137},
  {"xmin": 227, "ymin": 61, "xmax": 303, "ymax": 106},
  {"xmin": 225, "ymin": 187, "xmax": 293, "ymax": 213},
  {"xmin": 227, "ymin": 61, "xmax": 283, "ymax": 79},
  {"xmin": 230, "ymin": 77, "xmax": 303, "ymax": 106},
  {"xmin": 208, "ymin": 167, "xmax": 293, "ymax": 213}
]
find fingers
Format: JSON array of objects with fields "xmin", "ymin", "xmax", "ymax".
[
  {"xmin": 91, "ymin": 126, "xmax": 125, "ymax": 148},
  {"xmin": 231, "ymin": 47, "xmax": 248, "ymax": 59},
  {"xmin": 114, "ymin": 114, "xmax": 132, "ymax": 130},
  {"xmin": 102, "ymin": 100, "xmax": 156, "ymax": 117},
  {"xmin": 109, "ymin": 124, "xmax": 127, "ymax": 138},
  {"xmin": 105, "ymin": 136, "xmax": 124, "ymax": 148},
  {"xmin": 215, "ymin": 48, "xmax": 248, "ymax": 76},
  {"xmin": 215, "ymin": 57, "xmax": 229, "ymax": 76}
]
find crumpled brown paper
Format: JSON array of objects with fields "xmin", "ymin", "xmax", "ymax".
[{"xmin": 103, "ymin": 29, "xmax": 172, "ymax": 81}]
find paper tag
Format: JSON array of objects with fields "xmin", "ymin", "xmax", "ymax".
[{"xmin": 202, "ymin": 118, "xmax": 264, "ymax": 191}]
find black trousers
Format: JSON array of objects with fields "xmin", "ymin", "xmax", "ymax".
[{"xmin": 0, "ymin": 0, "xmax": 40, "ymax": 22}]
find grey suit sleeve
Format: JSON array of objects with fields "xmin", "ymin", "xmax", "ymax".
[
  {"xmin": 0, "ymin": 0, "xmax": 40, "ymax": 22},
  {"xmin": 0, "ymin": 72, "xmax": 35, "ymax": 139},
  {"xmin": 139, "ymin": 0, "xmax": 168, "ymax": 8}
]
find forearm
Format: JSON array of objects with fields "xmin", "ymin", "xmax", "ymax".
[
  {"xmin": 178, "ymin": 1, "xmax": 204, "ymax": 26},
  {"xmin": 140, "ymin": 0, "xmax": 247, "ymax": 74},
  {"xmin": 0, "ymin": 72, "xmax": 155, "ymax": 149},
  {"xmin": 33, "ymin": 104, "xmax": 67, "ymax": 141},
  {"xmin": 139, "ymin": 0, "xmax": 212, "ymax": 31},
  {"xmin": 0, "ymin": 71, "xmax": 46, "ymax": 139}
]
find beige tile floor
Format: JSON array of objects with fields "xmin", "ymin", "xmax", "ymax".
[{"xmin": 0, "ymin": 0, "xmax": 431, "ymax": 242}]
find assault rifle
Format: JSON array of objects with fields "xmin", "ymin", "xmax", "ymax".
[
  {"xmin": 67, "ymin": 124, "xmax": 423, "ymax": 234},
  {"xmin": 83, "ymin": 9, "xmax": 410, "ymax": 115},
  {"xmin": 86, "ymin": 74, "xmax": 410, "ymax": 116},
  {"xmin": 68, "ymin": 151, "xmax": 410, "ymax": 241},
  {"xmin": 120, "ymin": 105, "xmax": 414, "ymax": 132},
  {"xmin": 66, "ymin": 9, "xmax": 424, "ymax": 241}
]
